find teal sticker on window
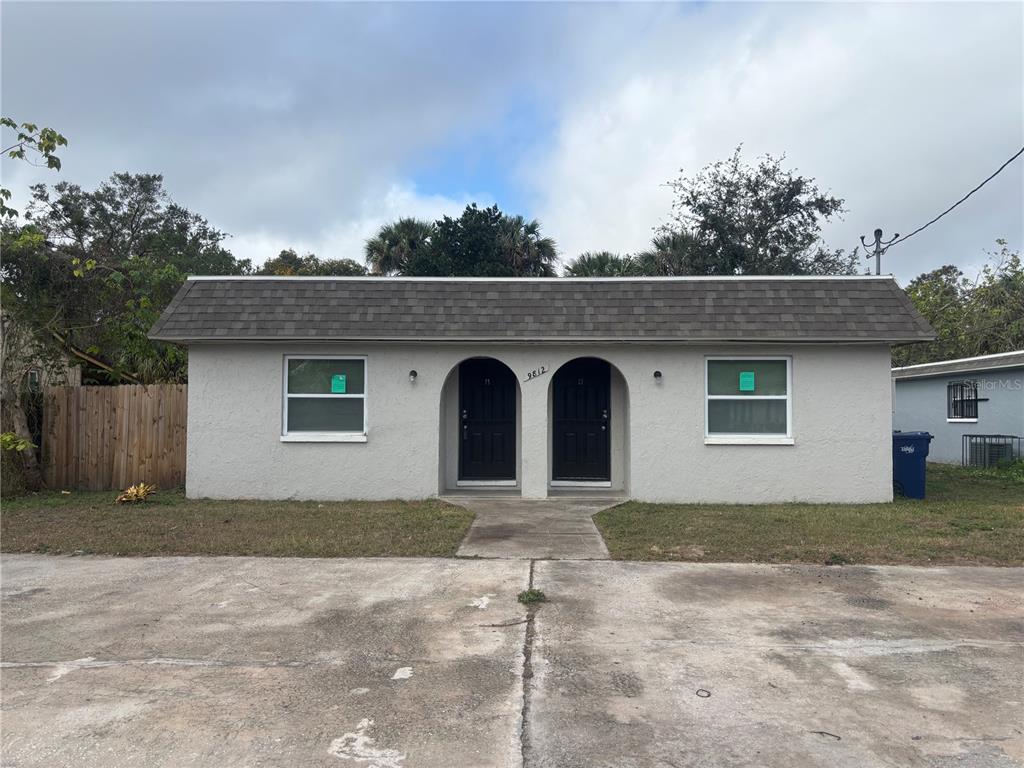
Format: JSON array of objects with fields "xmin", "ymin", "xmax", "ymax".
[
  {"xmin": 739, "ymin": 371, "xmax": 755, "ymax": 392},
  {"xmin": 331, "ymin": 374, "xmax": 347, "ymax": 393}
]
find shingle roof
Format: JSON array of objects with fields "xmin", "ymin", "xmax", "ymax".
[
  {"xmin": 892, "ymin": 350, "xmax": 1024, "ymax": 380},
  {"xmin": 149, "ymin": 276, "xmax": 935, "ymax": 344}
]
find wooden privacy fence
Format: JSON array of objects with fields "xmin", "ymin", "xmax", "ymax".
[{"xmin": 42, "ymin": 384, "xmax": 187, "ymax": 491}]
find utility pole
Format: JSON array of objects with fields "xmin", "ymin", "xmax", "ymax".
[{"xmin": 860, "ymin": 228, "xmax": 900, "ymax": 275}]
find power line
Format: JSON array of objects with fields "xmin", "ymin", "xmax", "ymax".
[{"xmin": 888, "ymin": 145, "xmax": 1024, "ymax": 249}]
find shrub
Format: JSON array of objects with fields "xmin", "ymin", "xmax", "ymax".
[
  {"xmin": 116, "ymin": 483, "xmax": 157, "ymax": 504},
  {"xmin": 0, "ymin": 432, "xmax": 35, "ymax": 453},
  {"xmin": 0, "ymin": 431, "xmax": 35, "ymax": 498},
  {"xmin": 0, "ymin": 448, "xmax": 28, "ymax": 497}
]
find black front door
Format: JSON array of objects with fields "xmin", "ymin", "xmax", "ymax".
[
  {"xmin": 552, "ymin": 358, "xmax": 610, "ymax": 481},
  {"xmin": 459, "ymin": 359, "xmax": 516, "ymax": 481}
]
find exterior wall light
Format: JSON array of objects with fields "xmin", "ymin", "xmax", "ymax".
[
  {"xmin": 409, "ymin": 370, "xmax": 418, "ymax": 382},
  {"xmin": 653, "ymin": 370, "xmax": 663, "ymax": 380}
]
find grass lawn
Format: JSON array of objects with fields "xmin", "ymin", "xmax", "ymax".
[
  {"xmin": 594, "ymin": 463, "xmax": 1024, "ymax": 566},
  {"xmin": 1, "ymin": 490, "xmax": 474, "ymax": 558}
]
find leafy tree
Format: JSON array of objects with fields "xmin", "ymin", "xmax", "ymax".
[
  {"xmin": 894, "ymin": 241, "xmax": 1024, "ymax": 366},
  {"xmin": 364, "ymin": 218, "xmax": 434, "ymax": 275},
  {"xmin": 0, "ymin": 230, "xmax": 70, "ymax": 490},
  {"xmin": 1, "ymin": 117, "xmax": 67, "ymax": 219},
  {"xmin": 564, "ymin": 251, "xmax": 639, "ymax": 277},
  {"xmin": 367, "ymin": 205, "xmax": 559, "ymax": 276},
  {"xmin": 3, "ymin": 173, "xmax": 252, "ymax": 385},
  {"xmin": 1, "ymin": 117, "xmax": 67, "ymax": 488},
  {"xmin": 410, "ymin": 204, "xmax": 507, "ymax": 276},
  {"xmin": 656, "ymin": 146, "xmax": 857, "ymax": 275},
  {"xmin": 258, "ymin": 248, "xmax": 366, "ymax": 276}
]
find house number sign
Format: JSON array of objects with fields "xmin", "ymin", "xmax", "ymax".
[{"xmin": 524, "ymin": 365, "xmax": 548, "ymax": 382}]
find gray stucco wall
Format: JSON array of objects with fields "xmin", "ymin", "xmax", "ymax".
[
  {"xmin": 186, "ymin": 342, "xmax": 893, "ymax": 503},
  {"xmin": 893, "ymin": 367, "xmax": 1024, "ymax": 463}
]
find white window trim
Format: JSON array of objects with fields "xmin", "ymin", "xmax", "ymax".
[
  {"xmin": 704, "ymin": 356, "xmax": 793, "ymax": 445},
  {"xmin": 282, "ymin": 354, "xmax": 368, "ymax": 442},
  {"xmin": 946, "ymin": 418, "xmax": 978, "ymax": 424}
]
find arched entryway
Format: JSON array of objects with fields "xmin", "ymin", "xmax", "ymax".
[
  {"xmin": 439, "ymin": 357, "xmax": 521, "ymax": 492},
  {"xmin": 549, "ymin": 357, "xmax": 629, "ymax": 491}
]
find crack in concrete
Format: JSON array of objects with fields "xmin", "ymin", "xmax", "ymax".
[{"xmin": 518, "ymin": 558, "xmax": 538, "ymax": 768}]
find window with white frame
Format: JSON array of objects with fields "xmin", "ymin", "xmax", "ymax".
[
  {"xmin": 705, "ymin": 358, "xmax": 791, "ymax": 438},
  {"xmin": 283, "ymin": 357, "xmax": 366, "ymax": 437}
]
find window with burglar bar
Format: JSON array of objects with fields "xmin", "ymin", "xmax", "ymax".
[{"xmin": 947, "ymin": 380, "xmax": 979, "ymax": 421}]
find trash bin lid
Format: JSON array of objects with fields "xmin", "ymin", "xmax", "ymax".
[{"xmin": 893, "ymin": 431, "xmax": 933, "ymax": 441}]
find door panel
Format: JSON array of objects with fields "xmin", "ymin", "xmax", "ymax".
[
  {"xmin": 552, "ymin": 358, "xmax": 611, "ymax": 481},
  {"xmin": 459, "ymin": 359, "xmax": 516, "ymax": 481}
]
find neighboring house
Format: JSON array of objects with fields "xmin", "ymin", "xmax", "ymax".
[
  {"xmin": 150, "ymin": 276, "xmax": 934, "ymax": 504},
  {"xmin": 892, "ymin": 351, "xmax": 1024, "ymax": 465},
  {"xmin": 0, "ymin": 313, "xmax": 83, "ymax": 391},
  {"xmin": 23, "ymin": 359, "xmax": 82, "ymax": 390}
]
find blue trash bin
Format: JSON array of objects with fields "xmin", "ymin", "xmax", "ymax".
[{"xmin": 893, "ymin": 431, "xmax": 933, "ymax": 499}]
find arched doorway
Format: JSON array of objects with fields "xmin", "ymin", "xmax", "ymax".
[
  {"xmin": 439, "ymin": 357, "xmax": 520, "ymax": 491},
  {"xmin": 550, "ymin": 357, "xmax": 616, "ymax": 484}
]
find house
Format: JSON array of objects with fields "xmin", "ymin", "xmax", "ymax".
[
  {"xmin": 149, "ymin": 275, "xmax": 934, "ymax": 504},
  {"xmin": 892, "ymin": 351, "xmax": 1024, "ymax": 465},
  {"xmin": 0, "ymin": 312, "xmax": 83, "ymax": 391}
]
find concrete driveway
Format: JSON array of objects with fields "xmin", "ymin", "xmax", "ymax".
[{"xmin": 2, "ymin": 555, "xmax": 1022, "ymax": 767}]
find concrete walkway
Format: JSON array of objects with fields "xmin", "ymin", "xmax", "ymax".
[{"xmin": 449, "ymin": 497, "xmax": 620, "ymax": 559}]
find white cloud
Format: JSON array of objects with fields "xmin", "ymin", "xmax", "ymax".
[
  {"xmin": 229, "ymin": 182, "xmax": 480, "ymax": 268},
  {"xmin": 3, "ymin": 2, "xmax": 1020, "ymax": 284},
  {"xmin": 0, "ymin": 2, "xmax": 552, "ymax": 264},
  {"xmin": 530, "ymin": 3, "xmax": 1024, "ymax": 281}
]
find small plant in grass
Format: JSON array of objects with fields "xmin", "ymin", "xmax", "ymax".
[
  {"xmin": 824, "ymin": 552, "xmax": 852, "ymax": 566},
  {"xmin": 116, "ymin": 483, "xmax": 157, "ymax": 504},
  {"xmin": 518, "ymin": 588, "xmax": 546, "ymax": 605}
]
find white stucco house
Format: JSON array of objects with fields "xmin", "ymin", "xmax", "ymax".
[
  {"xmin": 149, "ymin": 276, "xmax": 934, "ymax": 503},
  {"xmin": 892, "ymin": 350, "xmax": 1024, "ymax": 465}
]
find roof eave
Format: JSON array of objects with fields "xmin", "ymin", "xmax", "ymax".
[
  {"xmin": 892, "ymin": 361, "xmax": 1024, "ymax": 380},
  {"xmin": 149, "ymin": 334, "xmax": 933, "ymax": 345}
]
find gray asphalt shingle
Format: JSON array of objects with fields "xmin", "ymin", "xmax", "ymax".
[
  {"xmin": 892, "ymin": 351, "xmax": 1024, "ymax": 379},
  {"xmin": 149, "ymin": 277, "xmax": 935, "ymax": 343}
]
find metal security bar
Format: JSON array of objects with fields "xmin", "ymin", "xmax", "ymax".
[
  {"xmin": 947, "ymin": 380, "xmax": 980, "ymax": 420},
  {"xmin": 962, "ymin": 434, "xmax": 1022, "ymax": 468}
]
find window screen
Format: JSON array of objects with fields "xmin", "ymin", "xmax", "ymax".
[
  {"xmin": 707, "ymin": 359, "xmax": 790, "ymax": 436},
  {"xmin": 284, "ymin": 358, "xmax": 366, "ymax": 434}
]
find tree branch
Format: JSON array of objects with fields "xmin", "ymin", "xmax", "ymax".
[{"xmin": 49, "ymin": 331, "xmax": 142, "ymax": 384}]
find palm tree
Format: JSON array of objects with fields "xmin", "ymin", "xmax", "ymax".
[
  {"xmin": 634, "ymin": 231, "xmax": 700, "ymax": 275},
  {"xmin": 364, "ymin": 218, "xmax": 434, "ymax": 275},
  {"xmin": 498, "ymin": 215, "xmax": 558, "ymax": 277},
  {"xmin": 563, "ymin": 251, "xmax": 638, "ymax": 277}
]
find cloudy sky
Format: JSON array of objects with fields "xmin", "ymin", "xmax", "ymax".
[{"xmin": 2, "ymin": 2, "xmax": 1021, "ymax": 282}]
